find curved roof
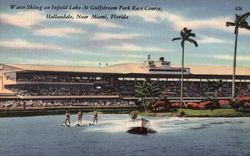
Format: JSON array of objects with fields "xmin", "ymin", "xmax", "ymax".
[
  {"xmin": 2, "ymin": 63, "xmax": 250, "ymax": 76},
  {"xmin": 188, "ymin": 65, "xmax": 250, "ymax": 75}
]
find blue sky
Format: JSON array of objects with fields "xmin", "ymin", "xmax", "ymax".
[{"xmin": 0, "ymin": 0, "xmax": 249, "ymax": 67}]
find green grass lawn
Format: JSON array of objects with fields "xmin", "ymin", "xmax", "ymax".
[
  {"xmin": 179, "ymin": 109, "xmax": 250, "ymax": 117},
  {"xmin": 138, "ymin": 109, "xmax": 250, "ymax": 117}
]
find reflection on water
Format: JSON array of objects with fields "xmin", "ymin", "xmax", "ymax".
[{"xmin": 0, "ymin": 114, "xmax": 250, "ymax": 156}]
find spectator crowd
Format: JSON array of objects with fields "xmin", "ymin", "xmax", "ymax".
[{"xmin": 0, "ymin": 99, "xmax": 135, "ymax": 108}]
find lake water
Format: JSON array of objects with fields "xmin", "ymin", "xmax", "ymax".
[{"xmin": 0, "ymin": 114, "xmax": 250, "ymax": 156}]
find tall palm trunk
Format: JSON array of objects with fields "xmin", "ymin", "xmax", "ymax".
[
  {"xmin": 172, "ymin": 27, "xmax": 198, "ymax": 107},
  {"xmin": 232, "ymin": 29, "xmax": 238, "ymax": 99},
  {"xmin": 180, "ymin": 44, "xmax": 185, "ymax": 107},
  {"xmin": 226, "ymin": 12, "xmax": 250, "ymax": 99}
]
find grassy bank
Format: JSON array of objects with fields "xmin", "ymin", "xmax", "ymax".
[
  {"xmin": 179, "ymin": 109, "xmax": 250, "ymax": 117},
  {"xmin": 1, "ymin": 108, "xmax": 250, "ymax": 118},
  {"xmin": 138, "ymin": 109, "xmax": 250, "ymax": 117},
  {"xmin": 139, "ymin": 111, "xmax": 177, "ymax": 117}
]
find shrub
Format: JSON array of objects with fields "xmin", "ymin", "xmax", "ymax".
[
  {"xmin": 187, "ymin": 102, "xmax": 200, "ymax": 109},
  {"xmin": 151, "ymin": 99, "xmax": 170, "ymax": 112},
  {"xmin": 233, "ymin": 95, "xmax": 250, "ymax": 111},
  {"xmin": 170, "ymin": 102, "xmax": 181, "ymax": 109},
  {"xmin": 151, "ymin": 100, "xmax": 165, "ymax": 112},
  {"xmin": 218, "ymin": 99, "xmax": 232, "ymax": 109},
  {"xmin": 236, "ymin": 95, "xmax": 250, "ymax": 104},
  {"xmin": 200, "ymin": 100, "xmax": 219, "ymax": 110}
]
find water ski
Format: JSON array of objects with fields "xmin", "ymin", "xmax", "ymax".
[
  {"xmin": 75, "ymin": 124, "xmax": 84, "ymax": 127},
  {"xmin": 60, "ymin": 124, "xmax": 71, "ymax": 127}
]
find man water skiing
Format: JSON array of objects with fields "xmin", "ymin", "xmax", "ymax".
[
  {"xmin": 77, "ymin": 110, "xmax": 83, "ymax": 126},
  {"xmin": 64, "ymin": 111, "xmax": 71, "ymax": 127},
  {"xmin": 93, "ymin": 110, "xmax": 98, "ymax": 124}
]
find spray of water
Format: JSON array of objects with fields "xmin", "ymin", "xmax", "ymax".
[{"xmin": 73, "ymin": 115, "xmax": 241, "ymax": 133}]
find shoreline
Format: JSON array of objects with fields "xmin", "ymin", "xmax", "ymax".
[
  {"xmin": 0, "ymin": 106, "xmax": 135, "ymax": 117},
  {"xmin": 1, "ymin": 107, "xmax": 250, "ymax": 118},
  {"xmin": 138, "ymin": 109, "xmax": 250, "ymax": 117}
]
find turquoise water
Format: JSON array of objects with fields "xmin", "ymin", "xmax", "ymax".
[{"xmin": 0, "ymin": 114, "xmax": 250, "ymax": 156}]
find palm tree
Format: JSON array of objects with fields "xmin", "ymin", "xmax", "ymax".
[
  {"xmin": 135, "ymin": 79, "xmax": 161, "ymax": 112},
  {"xmin": 135, "ymin": 80, "xmax": 148, "ymax": 112},
  {"xmin": 172, "ymin": 27, "xmax": 198, "ymax": 107},
  {"xmin": 226, "ymin": 12, "xmax": 250, "ymax": 99}
]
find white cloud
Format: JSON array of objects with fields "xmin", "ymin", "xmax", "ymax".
[
  {"xmin": 198, "ymin": 35, "xmax": 233, "ymax": 44},
  {"xmin": 10, "ymin": 57, "xmax": 69, "ymax": 65},
  {"xmin": 106, "ymin": 43, "xmax": 166, "ymax": 52},
  {"xmin": 9, "ymin": 56, "xmax": 144, "ymax": 67},
  {"xmin": 133, "ymin": 11, "xmax": 230, "ymax": 30},
  {"xmin": 0, "ymin": 11, "xmax": 43, "ymax": 29},
  {"xmin": 176, "ymin": 16, "xmax": 230, "ymax": 31},
  {"xmin": 107, "ymin": 43, "xmax": 142, "ymax": 51},
  {"xmin": 0, "ymin": 39, "xmax": 63, "ymax": 50},
  {"xmin": 214, "ymin": 54, "xmax": 250, "ymax": 61},
  {"xmin": 121, "ymin": 54, "xmax": 146, "ymax": 59},
  {"xmin": 128, "ymin": 11, "xmax": 250, "ymax": 35},
  {"xmin": 93, "ymin": 33, "xmax": 140, "ymax": 41},
  {"xmin": 0, "ymin": 39, "xmax": 98, "ymax": 56},
  {"xmin": 146, "ymin": 47, "xmax": 166, "ymax": 52},
  {"xmin": 75, "ymin": 17, "xmax": 122, "ymax": 28},
  {"xmin": 69, "ymin": 48, "xmax": 99, "ymax": 55},
  {"xmin": 0, "ymin": 11, "xmax": 123, "ymax": 29},
  {"xmin": 34, "ymin": 28, "xmax": 85, "ymax": 37},
  {"xmin": 108, "ymin": 58, "xmax": 143, "ymax": 65},
  {"xmin": 9, "ymin": 57, "xmax": 99, "ymax": 66}
]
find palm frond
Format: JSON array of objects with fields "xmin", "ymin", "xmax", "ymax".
[
  {"xmin": 226, "ymin": 22, "xmax": 236, "ymax": 27},
  {"xmin": 188, "ymin": 33, "xmax": 196, "ymax": 37},
  {"xmin": 186, "ymin": 29, "xmax": 192, "ymax": 34},
  {"xmin": 134, "ymin": 90, "xmax": 143, "ymax": 96},
  {"xmin": 187, "ymin": 38, "xmax": 198, "ymax": 47},
  {"xmin": 240, "ymin": 12, "xmax": 250, "ymax": 21},
  {"xmin": 172, "ymin": 37, "xmax": 182, "ymax": 41},
  {"xmin": 242, "ymin": 24, "xmax": 250, "ymax": 30}
]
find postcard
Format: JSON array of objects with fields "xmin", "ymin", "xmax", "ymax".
[{"xmin": 0, "ymin": 0, "xmax": 250, "ymax": 156}]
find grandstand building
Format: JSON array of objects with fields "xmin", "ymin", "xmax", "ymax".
[{"xmin": 0, "ymin": 56, "xmax": 250, "ymax": 107}]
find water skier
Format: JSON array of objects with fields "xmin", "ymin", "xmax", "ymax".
[
  {"xmin": 93, "ymin": 110, "xmax": 98, "ymax": 124},
  {"xmin": 131, "ymin": 110, "xmax": 137, "ymax": 120},
  {"xmin": 77, "ymin": 110, "xmax": 83, "ymax": 126},
  {"xmin": 64, "ymin": 111, "xmax": 71, "ymax": 127}
]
